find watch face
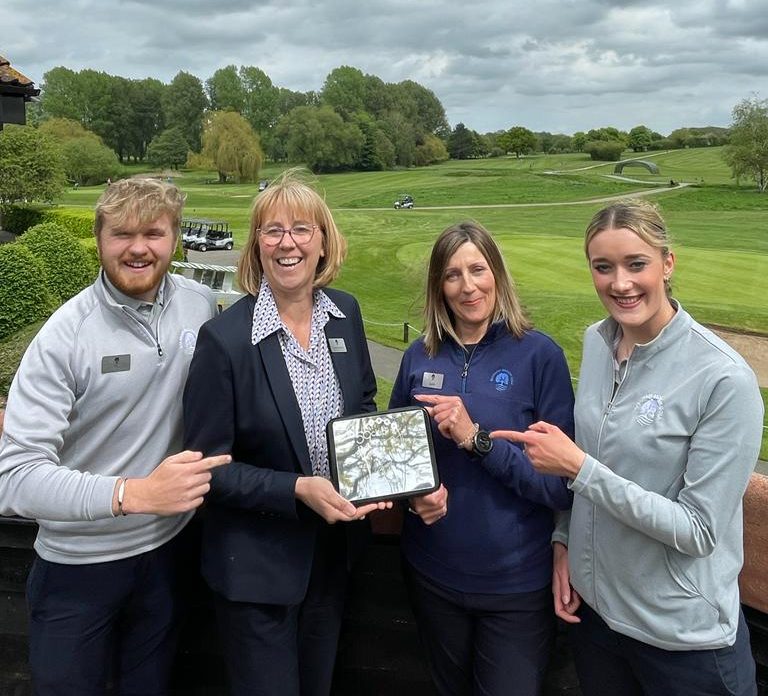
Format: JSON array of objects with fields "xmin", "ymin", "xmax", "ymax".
[{"xmin": 474, "ymin": 430, "xmax": 493, "ymax": 454}]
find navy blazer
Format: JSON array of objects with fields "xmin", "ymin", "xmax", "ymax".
[{"xmin": 183, "ymin": 288, "xmax": 376, "ymax": 604}]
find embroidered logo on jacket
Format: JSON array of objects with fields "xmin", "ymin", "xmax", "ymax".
[
  {"xmin": 179, "ymin": 329, "xmax": 198, "ymax": 355},
  {"xmin": 490, "ymin": 369, "xmax": 513, "ymax": 392},
  {"xmin": 634, "ymin": 394, "xmax": 664, "ymax": 425}
]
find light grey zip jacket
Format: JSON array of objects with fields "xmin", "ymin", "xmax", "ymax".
[
  {"xmin": 0, "ymin": 272, "xmax": 215, "ymax": 564},
  {"xmin": 553, "ymin": 303, "xmax": 763, "ymax": 650}
]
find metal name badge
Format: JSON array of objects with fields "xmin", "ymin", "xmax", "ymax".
[
  {"xmin": 101, "ymin": 354, "xmax": 131, "ymax": 374},
  {"xmin": 422, "ymin": 372, "xmax": 444, "ymax": 389},
  {"xmin": 328, "ymin": 338, "xmax": 347, "ymax": 353}
]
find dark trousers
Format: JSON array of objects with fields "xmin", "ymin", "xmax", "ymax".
[
  {"xmin": 570, "ymin": 602, "xmax": 757, "ymax": 696},
  {"xmin": 402, "ymin": 560, "xmax": 555, "ymax": 696},
  {"xmin": 26, "ymin": 539, "xmax": 182, "ymax": 696},
  {"xmin": 214, "ymin": 524, "xmax": 349, "ymax": 696}
]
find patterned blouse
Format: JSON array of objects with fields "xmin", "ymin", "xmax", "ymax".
[{"xmin": 250, "ymin": 279, "xmax": 345, "ymax": 478}]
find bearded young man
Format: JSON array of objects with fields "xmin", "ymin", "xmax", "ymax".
[{"xmin": 0, "ymin": 178, "xmax": 230, "ymax": 695}]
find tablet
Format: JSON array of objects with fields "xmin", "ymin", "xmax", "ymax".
[{"xmin": 326, "ymin": 406, "xmax": 440, "ymax": 505}]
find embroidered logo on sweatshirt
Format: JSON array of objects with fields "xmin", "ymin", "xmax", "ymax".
[
  {"xmin": 634, "ymin": 394, "xmax": 664, "ymax": 425},
  {"xmin": 490, "ymin": 369, "xmax": 513, "ymax": 392},
  {"xmin": 179, "ymin": 329, "xmax": 198, "ymax": 355}
]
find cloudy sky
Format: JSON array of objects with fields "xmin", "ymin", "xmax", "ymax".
[{"xmin": 4, "ymin": 0, "xmax": 767, "ymax": 135}]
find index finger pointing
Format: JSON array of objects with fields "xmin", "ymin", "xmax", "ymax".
[
  {"xmin": 199, "ymin": 454, "xmax": 232, "ymax": 470},
  {"xmin": 490, "ymin": 430, "xmax": 528, "ymax": 443},
  {"xmin": 414, "ymin": 394, "xmax": 449, "ymax": 405}
]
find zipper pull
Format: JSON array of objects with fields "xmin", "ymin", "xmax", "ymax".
[{"xmin": 157, "ymin": 343, "xmax": 163, "ymax": 357}]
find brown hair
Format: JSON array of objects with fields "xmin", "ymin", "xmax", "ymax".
[
  {"xmin": 423, "ymin": 220, "xmax": 531, "ymax": 356},
  {"xmin": 237, "ymin": 168, "xmax": 347, "ymax": 296}
]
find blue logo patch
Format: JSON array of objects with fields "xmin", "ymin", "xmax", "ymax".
[
  {"xmin": 490, "ymin": 369, "xmax": 513, "ymax": 392},
  {"xmin": 634, "ymin": 394, "xmax": 664, "ymax": 425}
]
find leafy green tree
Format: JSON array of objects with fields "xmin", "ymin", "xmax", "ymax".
[
  {"xmin": 277, "ymin": 87, "xmax": 314, "ymax": 118},
  {"xmin": 0, "ymin": 126, "xmax": 66, "ymax": 207},
  {"xmin": 667, "ymin": 128, "xmax": 690, "ymax": 149},
  {"xmin": 448, "ymin": 123, "xmax": 479, "ymax": 159},
  {"xmin": 572, "ymin": 131, "xmax": 587, "ymax": 152},
  {"xmin": 162, "ymin": 71, "xmax": 207, "ymax": 152},
  {"xmin": 499, "ymin": 126, "xmax": 537, "ymax": 158},
  {"xmin": 206, "ymin": 65, "xmax": 245, "ymax": 113},
  {"xmin": 40, "ymin": 117, "xmax": 120, "ymax": 185},
  {"xmin": 40, "ymin": 67, "xmax": 85, "ymax": 122},
  {"xmin": 723, "ymin": 96, "xmax": 768, "ymax": 192},
  {"xmin": 585, "ymin": 140, "xmax": 625, "ymax": 161},
  {"xmin": 202, "ymin": 111, "xmax": 263, "ymax": 183},
  {"xmin": 240, "ymin": 66, "xmax": 279, "ymax": 135},
  {"xmin": 353, "ymin": 114, "xmax": 395, "ymax": 171},
  {"xmin": 322, "ymin": 66, "xmax": 367, "ymax": 120},
  {"xmin": 127, "ymin": 77, "xmax": 165, "ymax": 160},
  {"xmin": 378, "ymin": 112, "xmax": 417, "ymax": 167},
  {"xmin": 362, "ymin": 75, "xmax": 393, "ymax": 117},
  {"xmin": 39, "ymin": 117, "xmax": 93, "ymax": 141},
  {"xmin": 586, "ymin": 127, "xmax": 627, "ymax": 145},
  {"xmin": 60, "ymin": 138, "xmax": 120, "ymax": 185},
  {"xmin": 414, "ymin": 134, "xmax": 449, "ymax": 166},
  {"xmin": 275, "ymin": 106, "xmax": 364, "ymax": 172},
  {"xmin": 628, "ymin": 125, "xmax": 653, "ymax": 152},
  {"xmin": 147, "ymin": 127, "xmax": 189, "ymax": 170}
]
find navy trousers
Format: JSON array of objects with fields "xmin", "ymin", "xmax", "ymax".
[
  {"xmin": 570, "ymin": 602, "xmax": 757, "ymax": 696},
  {"xmin": 26, "ymin": 538, "xmax": 183, "ymax": 696},
  {"xmin": 402, "ymin": 560, "xmax": 555, "ymax": 696},
  {"xmin": 213, "ymin": 524, "xmax": 349, "ymax": 696}
]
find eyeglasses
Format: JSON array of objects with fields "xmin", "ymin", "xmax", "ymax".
[{"xmin": 257, "ymin": 224, "xmax": 318, "ymax": 247}]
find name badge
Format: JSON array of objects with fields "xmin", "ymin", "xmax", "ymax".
[
  {"xmin": 328, "ymin": 338, "xmax": 347, "ymax": 353},
  {"xmin": 422, "ymin": 372, "xmax": 444, "ymax": 389},
  {"xmin": 101, "ymin": 354, "xmax": 131, "ymax": 374}
]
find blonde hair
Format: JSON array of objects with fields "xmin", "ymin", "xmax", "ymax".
[
  {"xmin": 94, "ymin": 178, "xmax": 185, "ymax": 238},
  {"xmin": 585, "ymin": 200, "xmax": 674, "ymax": 295},
  {"xmin": 423, "ymin": 220, "xmax": 531, "ymax": 357},
  {"xmin": 237, "ymin": 168, "xmax": 347, "ymax": 296}
]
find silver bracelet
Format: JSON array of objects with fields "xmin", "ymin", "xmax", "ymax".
[
  {"xmin": 117, "ymin": 478, "xmax": 127, "ymax": 516},
  {"xmin": 457, "ymin": 423, "xmax": 479, "ymax": 449}
]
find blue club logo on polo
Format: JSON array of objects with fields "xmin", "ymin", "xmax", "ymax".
[
  {"xmin": 490, "ymin": 369, "xmax": 513, "ymax": 392},
  {"xmin": 634, "ymin": 393, "xmax": 664, "ymax": 425}
]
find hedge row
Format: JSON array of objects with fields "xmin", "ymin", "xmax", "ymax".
[
  {"xmin": 0, "ymin": 223, "xmax": 97, "ymax": 341},
  {"xmin": 18, "ymin": 223, "xmax": 97, "ymax": 303},
  {"xmin": 2, "ymin": 206, "xmax": 94, "ymax": 239},
  {"xmin": 0, "ymin": 245, "xmax": 58, "ymax": 340}
]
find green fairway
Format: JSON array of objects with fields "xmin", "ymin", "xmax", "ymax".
[{"xmin": 50, "ymin": 148, "xmax": 768, "ymax": 456}]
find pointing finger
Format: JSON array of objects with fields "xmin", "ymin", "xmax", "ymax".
[{"xmin": 490, "ymin": 430, "xmax": 528, "ymax": 443}]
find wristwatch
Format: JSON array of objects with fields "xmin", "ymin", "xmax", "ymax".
[{"xmin": 472, "ymin": 429, "xmax": 493, "ymax": 456}]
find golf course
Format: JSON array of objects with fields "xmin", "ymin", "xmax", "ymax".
[{"xmin": 12, "ymin": 146, "xmax": 768, "ymax": 457}]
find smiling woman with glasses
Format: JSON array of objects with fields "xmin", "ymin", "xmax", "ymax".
[
  {"xmin": 183, "ymin": 168, "xmax": 391, "ymax": 696},
  {"xmin": 257, "ymin": 223, "xmax": 318, "ymax": 247}
]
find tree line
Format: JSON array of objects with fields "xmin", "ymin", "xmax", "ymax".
[
  {"xmin": 3, "ymin": 62, "xmax": 767, "ymax": 194},
  {"xmin": 27, "ymin": 65, "xmax": 452, "ymax": 180}
]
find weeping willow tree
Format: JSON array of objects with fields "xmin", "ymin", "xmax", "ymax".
[{"xmin": 201, "ymin": 110, "xmax": 263, "ymax": 183}]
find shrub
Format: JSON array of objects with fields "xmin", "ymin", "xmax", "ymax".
[
  {"xmin": 584, "ymin": 140, "xmax": 625, "ymax": 161},
  {"xmin": 79, "ymin": 237, "xmax": 101, "ymax": 276},
  {"xmin": 0, "ymin": 245, "xmax": 57, "ymax": 340},
  {"xmin": 1, "ymin": 206, "xmax": 94, "ymax": 238},
  {"xmin": 18, "ymin": 223, "xmax": 96, "ymax": 303},
  {"xmin": 1, "ymin": 206, "xmax": 44, "ymax": 234},
  {"xmin": 41, "ymin": 210, "xmax": 94, "ymax": 239}
]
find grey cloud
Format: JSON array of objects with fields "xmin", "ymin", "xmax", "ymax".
[{"xmin": 3, "ymin": 0, "xmax": 767, "ymax": 135}]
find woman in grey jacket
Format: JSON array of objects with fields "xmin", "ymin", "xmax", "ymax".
[{"xmin": 494, "ymin": 201, "xmax": 763, "ymax": 696}]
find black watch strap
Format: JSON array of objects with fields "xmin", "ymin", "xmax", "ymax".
[{"xmin": 472, "ymin": 429, "xmax": 493, "ymax": 456}]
